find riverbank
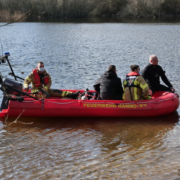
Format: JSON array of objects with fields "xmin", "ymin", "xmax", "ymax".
[{"xmin": 1, "ymin": 16, "xmax": 180, "ymax": 24}]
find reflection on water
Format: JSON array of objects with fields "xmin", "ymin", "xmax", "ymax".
[
  {"xmin": 0, "ymin": 112, "xmax": 180, "ymax": 179},
  {"xmin": 1, "ymin": 17, "xmax": 180, "ymax": 23}
]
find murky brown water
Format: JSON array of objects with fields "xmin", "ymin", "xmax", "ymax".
[
  {"xmin": 0, "ymin": 21, "xmax": 180, "ymax": 179},
  {"xmin": 1, "ymin": 114, "xmax": 180, "ymax": 179}
]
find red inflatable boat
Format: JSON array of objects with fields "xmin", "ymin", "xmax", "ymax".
[
  {"xmin": 0, "ymin": 90, "xmax": 179, "ymax": 118},
  {"xmin": 0, "ymin": 53, "xmax": 179, "ymax": 118}
]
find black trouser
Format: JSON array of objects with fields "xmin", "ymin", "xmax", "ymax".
[
  {"xmin": 0, "ymin": 96, "xmax": 9, "ymax": 111},
  {"xmin": 34, "ymin": 89, "xmax": 72, "ymax": 99},
  {"xmin": 150, "ymin": 84, "xmax": 171, "ymax": 94}
]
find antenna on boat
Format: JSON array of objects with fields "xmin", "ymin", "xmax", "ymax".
[
  {"xmin": 0, "ymin": 42, "xmax": 3, "ymax": 57},
  {"xmin": 4, "ymin": 52, "xmax": 17, "ymax": 81},
  {"xmin": 0, "ymin": 52, "xmax": 24, "ymax": 81}
]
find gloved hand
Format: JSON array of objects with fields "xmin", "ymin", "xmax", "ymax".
[
  {"xmin": 149, "ymin": 89, "xmax": 152, "ymax": 96},
  {"xmin": 146, "ymin": 95, "xmax": 152, "ymax": 100},
  {"xmin": 143, "ymin": 95, "xmax": 152, "ymax": 100},
  {"xmin": 39, "ymin": 89, "xmax": 45, "ymax": 94},
  {"xmin": 41, "ymin": 88, "xmax": 47, "ymax": 92},
  {"xmin": 39, "ymin": 89, "xmax": 49, "ymax": 99}
]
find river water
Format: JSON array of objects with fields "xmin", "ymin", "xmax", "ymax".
[{"xmin": 0, "ymin": 20, "xmax": 180, "ymax": 179}]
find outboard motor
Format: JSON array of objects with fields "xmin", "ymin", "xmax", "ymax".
[
  {"xmin": 3, "ymin": 78, "xmax": 23, "ymax": 95},
  {"xmin": 0, "ymin": 52, "xmax": 38, "ymax": 111},
  {"xmin": 0, "ymin": 74, "xmax": 23, "ymax": 111}
]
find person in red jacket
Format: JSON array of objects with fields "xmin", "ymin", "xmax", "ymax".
[{"xmin": 23, "ymin": 62, "xmax": 79, "ymax": 99}]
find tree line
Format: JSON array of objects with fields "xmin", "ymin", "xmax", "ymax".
[{"xmin": 0, "ymin": 0, "xmax": 180, "ymax": 19}]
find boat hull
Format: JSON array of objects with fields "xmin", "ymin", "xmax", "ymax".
[{"xmin": 0, "ymin": 91, "xmax": 179, "ymax": 118}]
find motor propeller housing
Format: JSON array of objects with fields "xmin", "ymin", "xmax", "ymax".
[
  {"xmin": 3, "ymin": 78, "xmax": 23, "ymax": 95},
  {"xmin": 0, "ymin": 72, "xmax": 2, "ymax": 85}
]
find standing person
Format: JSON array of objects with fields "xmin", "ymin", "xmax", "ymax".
[
  {"xmin": 141, "ymin": 55, "xmax": 175, "ymax": 94},
  {"xmin": 123, "ymin": 65, "xmax": 150, "ymax": 100},
  {"xmin": 93, "ymin": 65, "xmax": 123, "ymax": 100},
  {"xmin": 23, "ymin": 62, "xmax": 79, "ymax": 99}
]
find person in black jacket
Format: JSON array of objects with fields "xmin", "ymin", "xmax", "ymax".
[
  {"xmin": 141, "ymin": 55, "xmax": 175, "ymax": 94},
  {"xmin": 93, "ymin": 65, "xmax": 123, "ymax": 100}
]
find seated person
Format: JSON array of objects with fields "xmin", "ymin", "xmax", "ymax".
[
  {"xmin": 123, "ymin": 65, "xmax": 150, "ymax": 100},
  {"xmin": 23, "ymin": 62, "xmax": 79, "ymax": 99},
  {"xmin": 141, "ymin": 55, "xmax": 175, "ymax": 94},
  {"xmin": 93, "ymin": 65, "xmax": 123, "ymax": 100}
]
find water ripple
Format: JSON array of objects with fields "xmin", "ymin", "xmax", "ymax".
[{"xmin": 0, "ymin": 22, "xmax": 180, "ymax": 179}]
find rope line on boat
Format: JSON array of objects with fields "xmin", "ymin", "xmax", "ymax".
[
  {"xmin": 154, "ymin": 95, "xmax": 177, "ymax": 103},
  {"xmin": 78, "ymin": 100, "xmax": 158, "ymax": 105},
  {"xmin": 173, "ymin": 94, "xmax": 179, "ymax": 99},
  {"xmin": 46, "ymin": 101, "xmax": 77, "ymax": 105},
  {"xmin": 81, "ymin": 101, "xmax": 110, "ymax": 104},
  {"xmin": 137, "ymin": 101, "xmax": 157, "ymax": 104},
  {"xmin": 107, "ymin": 102, "xmax": 135, "ymax": 105},
  {"xmin": 158, "ymin": 99, "xmax": 171, "ymax": 103},
  {"xmin": 22, "ymin": 94, "xmax": 178, "ymax": 105},
  {"xmin": 81, "ymin": 100, "xmax": 158, "ymax": 105},
  {"xmin": 23, "ymin": 100, "xmax": 77, "ymax": 104},
  {"xmin": 23, "ymin": 101, "xmax": 37, "ymax": 102}
]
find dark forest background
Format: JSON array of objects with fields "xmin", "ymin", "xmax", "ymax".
[{"xmin": 0, "ymin": 0, "xmax": 180, "ymax": 20}]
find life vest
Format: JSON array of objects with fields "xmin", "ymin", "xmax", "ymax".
[
  {"xmin": 124, "ymin": 75, "xmax": 140, "ymax": 100},
  {"xmin": 32, "ymin": 69, "xmax": 49, "ymax": 88},
  {"xmin": 124, "ymin": 75, "xmax": 140, "ymax": 88}
]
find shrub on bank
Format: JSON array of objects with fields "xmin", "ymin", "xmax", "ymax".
[{"xmin": 0, "ymin": 0, "xmax": 180, "ymax": 19}]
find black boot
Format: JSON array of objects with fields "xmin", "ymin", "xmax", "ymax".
[{"xmin": 71, "ymin": 91, "xmax": 80, "ymax": 99}]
